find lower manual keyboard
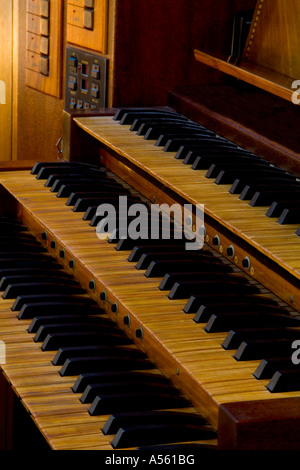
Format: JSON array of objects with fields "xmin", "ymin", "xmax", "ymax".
[{"xmin": 0, "ymin": 215, "xmax": 217, "ymax": 450}]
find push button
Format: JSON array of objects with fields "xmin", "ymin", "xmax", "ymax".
[
  {"xmin": 40, "ymin": 18, "xmax": 50, "ymax": 36},
  {"xmin": 40, "ymin": 56, "xmax": 49, "ymax": 75},
  {"xmin": 68, "ymin": 75, "xmax": 77, "ymax": 90},
  {"xmin": 41, "ymin": 0, "xmax": 50, "ymax": 18},
  {"xmin": 40, "ymin": 36, "xmax": 49, "ymax": 55},
  {"xmin": 68, "ymin": 56, "xmax": 78, "ymax": 74},
  {"xmin": 91, "ymin": 64, "xmax": 100, "ymax": 79},
  {"xmin": 91, "ymin": 83, "xmax": 99, "ymax": 98}
]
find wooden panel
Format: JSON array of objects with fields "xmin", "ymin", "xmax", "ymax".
[
  {"xmin": 241, "ymin": 0, "xmax": 300, "ymax": 80},
  {"xmin": 66, "ymin": 0, "xmax": 107, "ymax": 54},
  {"xmin": 109, "ymin": 0, "xmax": 256, "ymax": 107}
]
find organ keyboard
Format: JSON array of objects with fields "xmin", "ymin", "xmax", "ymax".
[{"xmin": 1, "ymin": 105, "xmax": 300, "ymax": 450}]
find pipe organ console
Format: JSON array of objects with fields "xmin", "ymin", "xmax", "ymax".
[{"xmin": 1, "ymin": 0, "xmax": 300, "ymax": 452}]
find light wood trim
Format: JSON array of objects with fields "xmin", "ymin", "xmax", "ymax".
[{"xmin": 0, "ymin": 0, "xmax": 13, "ymax": 161}]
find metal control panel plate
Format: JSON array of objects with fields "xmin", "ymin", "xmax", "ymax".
[{"xmin": 65, "ymin": 47, "xmax": 107, "ymax": 110}]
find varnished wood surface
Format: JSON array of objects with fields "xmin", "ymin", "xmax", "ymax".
[{"xmin": 0, "ymin": 170, "xmax": 299, "ymax": 437}]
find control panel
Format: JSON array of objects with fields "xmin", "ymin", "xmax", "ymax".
[
  {"xmin": 65, "ymin": 47, "xmax": 107, "ymax": 110},
  {"xmin": 26, "ymin": 0, "xmax": 63, "ymax": 97}
]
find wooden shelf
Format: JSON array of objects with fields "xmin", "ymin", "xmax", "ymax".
[{"xmin": 194, "ymin": 49, "xmax": 298, "ymax": 104}]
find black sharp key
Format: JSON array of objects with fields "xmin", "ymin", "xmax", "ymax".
[
  {"xmin": 155, "ymin": 130, "xmax": 217, "ymax": 146},
  {"xmin": 189, "ymin": 147, "xmax": 245, "ymax": 167},
  {"xmin": 163, "ymin": 271, "xmax": 242, "ymax": 293},
  {"xmin": 53, "ymin": 344, "xmax": 145, "ymax": 366},
  {"xmin": 87, "ymin": 208, "xmax": 138, "ymax": 223},
  {"xmin": 42, "ymin": 331, "xmax": 132, "ymax": 351},
  {"xmin": 278, "ymin": 208, "xmax": 300, "ymax": 225},
  {"xmin": 89, "ymin": 392, "xmax": 189, "ymax": 416},
  {"xmin": 238, "ymin": 178, "xmax": 298, "ymax": 199},
  {"xmin": 154, "ymin": 132, "xmax": 215, "ymax": 146},
  {"xmin": 72, "ymin": 196, "xmax": 139, "ymax": 213},
  {"xmin": 28, "ymin": 314, "xmax": 89, "ymax": 333},
  {"xmin": 116, "ymin": 237, "xmax": 183, "ymax": 252},
  {"xmin": 205, "ymin": 312, "xmax": 300, "ymax": 333},
  {"xmin": 231, "ymin": 177, "xmax": 296, "ymax": 196},
  {"xmin": 31, "ymin": 161, "xmax": 99, "ymax": 175},
  {"xmin": 205, "ymin": 160, "xmax": 269, "ymax": 179},
  {"xmin": 195, "ymin": 302, "xmax": 287, "ymax": 323},
  {"xmin": 250, "ymin": 188, "xmax": 300, "ymax": 207},
  {"xmin": 56, "ymin": 182, "xmax": 124, "ymax": 199},
  {"xmin": 66, "ymin": 189, "xmax": 131, "ymax": 206},
  {"xmin": 36, "ymin": 164, "xmax": 99, "ymax": 180},
  {"xmin": 169, "ymin": 279, "xmax": 258, "ymax": 300},
  {"xmin": 102, "ymin": 410, "xmax": 206, "ymax": 435},
  {"xmin": 215, "ymin": 167, "xmax": 291, "ymax": 185},
  {"xmin": 0, "ymin": 219, "xmax": 27, "ymax": 233},
  {"xmin": 234, "ymin": 338, "xmax": 297, "ymax": 361},
  {"xmin": 163, "ymin": 137, "xmax": 226, "ymax": 153},
  {"xmin": 0, "ymin": 252, "xmax": 51, "ymax": 261},
  {"xmin": 254, "ymin": 357, "xmax": 296, "ymax": 379},
  {"xmin": 130, "ymin": 116, "xmax": 189, "ymax": 131},
  {"xmin": 0, "ymin": 241, "xmax": 44, "ymax": 251},
  {"xmin": 60, "ymin": 355, "xmax": 153, "ymax": 376},
  {"xmin": 159, "ymin": 267, "xmax": 233, "ymax": 290},
  {"xmin": 266, "ymin": 199, "xmax": 300, "ymax": 218},
  {"xmin": 0, "ymin": 268, "xmax": 70, "ymax": 287},
  {"xmin": 81, "ymin": 381, "xmax": 171, "ymax": 404},
  {"xmin": 118, "ymin": 110, "xmax": 182, "ymax": 125},
  {"xmin": 128, "ymin": 244, "xmax": 186, "ymax": 262},
  {"xmin": 72, "ymin": 371, "xmax": 168, "ymax": 393},
  {"xmin": 113, "ymin": 108, "xmax": 176, "ymax": 121},
  {"xmin": 135, "ymin": 118, "xmax": 191, "ymax": 135},
  {"xmin": 185, "ymin": 148, "xmax": 257, "ymax": 167},
  {"xmin": 136, "ymin": 252, "xmax": 198, "ymax": 271},
  {"xmin": 3, "ymin": 282, "xmax": 85, "ymax": 300},
  {"xmin": 11, "ymin": 294, "xmax": 94, "ymax": 312},
  {"xmin": 191, "ymin": 152, "xmax": 257, "ymax": 170},
  {"xmin": 0, "ymin": 273, "xmax": 74, "ymax": 291},
  {"xmin": 0, "ymin": 258, "xmax": 60, "ymax": 271},
  {"xmin": 267, "ymin": 370, "xmax": 300, "ymax": 393},
  {"xmin": 0, "ymin": 268, "xmax": 75, "ymax": 290},
  {"xmin": 145, "ymin": 126, "xmax": 213, "ymax": 141},
  {"xmin": 51, "ymin": 175, "xmax": 111, "ymax": 193},
  {"xmin": 46, "ymin": 171, "xmax": 106, "ymax": 189},
  {"xmin": 222, "ymin": 327, "xmax": 300, "ymax": 350},
  {"xmin": 184, "ymin": 293, "xmax": 275, "ymax": 314},
  {"xmin": 145, "ymin": 259, "xmax": 219, "ymax": 278},
  {"xmin": 18, "ymin": 301, "xmax": 100, "ymax": 320},
  {"xmin": 0, "ymin": 233, "xmax": 37, "ymax": 242},
  {"xmin": 111, "ymin": 423, "xmax": 217, "ymax": 449},
  {"xmin": 34, "ymin": 321, "xmax": 116, "ymax": 343}
]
